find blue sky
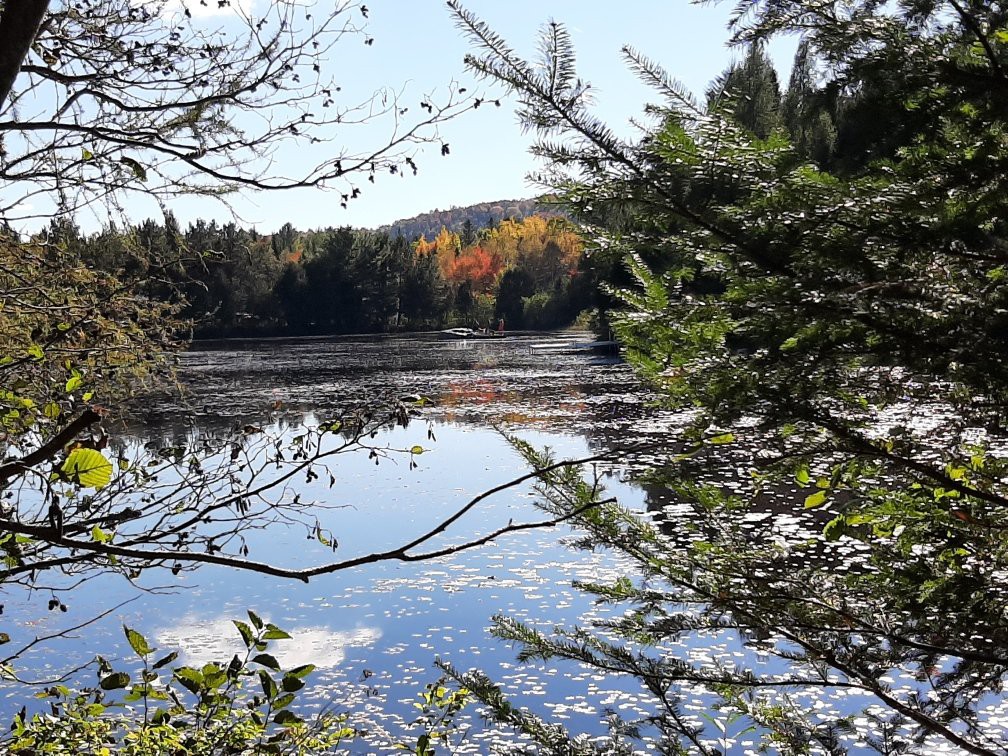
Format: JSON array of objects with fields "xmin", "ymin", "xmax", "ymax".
[{"xmin": 158, "ymin": 1, "xmax": 798, "ymax": 233}]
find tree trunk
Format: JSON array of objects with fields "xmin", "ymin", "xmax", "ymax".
[{"xmin": 0, "ymin": 0, "xmax": 51, "ymax": 110}]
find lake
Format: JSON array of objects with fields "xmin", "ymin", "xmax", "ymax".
[
  {"xmin": 1, "ymin": 331, "xmax": 686, "ymax": 752},
  {"xmin": 7, "ymin": 331, "xmax": 1004, "ymax": 754}
]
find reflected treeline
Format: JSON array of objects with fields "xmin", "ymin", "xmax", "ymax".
[{"xmin": 126, "ymin": 332, "xmax": 642, "ymax": 445}]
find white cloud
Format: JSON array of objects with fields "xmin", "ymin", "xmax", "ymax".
[{"xmin": 156, "ymin": 616, "xmax": 382, "ymax": 668}]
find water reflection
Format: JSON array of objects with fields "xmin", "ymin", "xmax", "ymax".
[
  {"xmin": 157, "ymin": 617, "xmax": 382, "ymax": 669},
  {"xmin": 137, "ymin": 331, "xmax": 652, "ymax": 442},
  {"xmin": 2, "ymin": 331, "xmax": 665, "ymax": 750}
]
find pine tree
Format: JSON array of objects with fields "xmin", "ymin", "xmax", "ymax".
[
  {"xmin": 447, "ymin": 1, "xmax": 1008, "ymax": 751},
  {"xmin": 708, "ymin": 43, "xmax": 782, "ymax": 139}
]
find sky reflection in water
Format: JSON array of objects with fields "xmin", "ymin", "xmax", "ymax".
[{"xmin": 3, "ymin": 332, "xmax": 675, "ymax": 751}]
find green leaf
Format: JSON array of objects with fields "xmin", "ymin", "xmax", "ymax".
[
  {"xmin": 119, "ymin": 156, "xmax": 148, "ymax": 181},
  {"xmin": 233, "ymin": 620, "xmax": 254, "ymax": 648},
  {"xmin": 288, "ymin": 663, "xmax": 315, "ymax": 679},
  {"xmin": 43, "ymin": 402, "xmax": 61, "ymax": 419},
  {"xmin": 201, "ymin": 662, "xmax": 226, "ymax": 689},
  {"xmin": 258, "ymin": 670, "xmax": 278, "ymax": 699},
  {"xmin": 247, "ymin": 610, "xmax": 264, "ymax": 630},
  {"xmin": 124, "ymin": 626, "xmax": 152, "ymax": 657},
  {"xmin": 65, "ymin": 374, "xmax": 82, "ymax": 393},
  {"xmin": 281, "ymin": 673, "xmax": 305, "ymax": 692},
  {"xmin": 82, "ymin": 148, "xmax": 94, "ymax": 161},
  {"xmin": 410, "ymin": 445, "xmax": 425, "ymax": 455},
  {"xmin": 708, "ymin": 433, "xmax": 735, "ymax": 445},
  {"xmin": 99, "ymin": 672, "xmax": 130, "ymax": 690},
  {"xmin": 61, "ymin": 448, "xmax": 113, "ymax": 489},
  {"xmin": 262, "ymin": 623, "xmax": 291, "ymax": 640},
  {"xmin": 823, "ymin": 516, "xmax": 846, "ymax": 541},
  {"xmin": 91, "ymin": 525, "xmax": 112, "ymax": 544},
  {"xmin": 795, "ymin": 466, "xmax": 810, "ymax": 486},
  {"xmin": 804, "ymin": 490, "xmax": 828, "ymax": 509},
  {"xmin": 779, "ymin": 336, "xmax": 800, "ymax": 351},
  {"xmin": 152, "ymin": 651, "xmax": 178, "ymax": 670},
  {"xmin": 173, "ymin": 667, "xmax": 203, "ymax": 695},
  {"xmin": 273, "ymin": 709, "xmax": 303, "ymax": 725},
  {"xmin": 946, "ymin": 465, "xmax": 967, "ymax": 481},
  {"xmin": 252, "ymin": 653, "xmax": 280, "ymax": 670},
  {"xmin": 26, "ymin": 344, "xmax": 43, "ymax": 361}
]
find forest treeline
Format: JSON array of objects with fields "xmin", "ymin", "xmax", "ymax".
[
  {"xmin": 28, "ymin": 40, "xmax": 900, "ymax": 343},
  {"xmin": 37, "ymin": 212, "xmax": 595, "ymax": 338},
  {"xmin": 27, "ymin": 41, "xmax": 899, "ymax": 343}
]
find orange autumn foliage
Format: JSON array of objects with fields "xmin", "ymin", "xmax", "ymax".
[
  {"xmin": 411, "ymin": 216, "xmax": 583, "ymax": 293},
  {"xmin": 442, "ymin": 245, "xmax": 503, "ymax": 292}
]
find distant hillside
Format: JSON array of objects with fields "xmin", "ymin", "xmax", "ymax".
[{"xmin": 380, "ymin": 197, "xmax": 564, "ymax": 240}]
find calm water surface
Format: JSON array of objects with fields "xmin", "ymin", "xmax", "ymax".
[
  {"xmin": 6, "ymin": 332, "xmax": 1003, "ymax": 753},
  {"xmin": 3, "ymin": 331, "xmax": 683, "ymax": 752}
]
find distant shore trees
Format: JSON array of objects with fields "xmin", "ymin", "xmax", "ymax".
[{"xmin": 46, "ymin": 210, "xmax": 596, "ymax": 337}]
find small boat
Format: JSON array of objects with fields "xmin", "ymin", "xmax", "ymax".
[
  {"xmin": 439, "ymin": 327, "xmax": 497, "ymax": 340},
  {"xmin": 439, "ymin": 327, "xmax": 476, "ymax": 339}
]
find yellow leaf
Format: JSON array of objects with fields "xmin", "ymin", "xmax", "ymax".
[
  {"xmin": 804, "ymin": 490, "xmax": 828, "ymax": 509},
  {"xmin": 61, "ymin": 448, "xmax": 113, "ymax": 489}
]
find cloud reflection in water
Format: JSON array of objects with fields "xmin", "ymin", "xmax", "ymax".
[{"xmin": 157, "ymin": 617, "xmax": 381, "ymax": 668}]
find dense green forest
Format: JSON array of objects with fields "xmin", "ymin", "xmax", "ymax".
[{"xmin": 36, "ymin": 209, "xmax": 594, "ymax": 338}]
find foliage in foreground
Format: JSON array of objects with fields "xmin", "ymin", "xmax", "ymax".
[
  {"xmin": 445, "ymin": 0, "xmax": 1008, "ymax": 753},
  {"xmin": 4, "ymin": 618, "xmax": 470, "ymax": 755},
  {"xmin": 5, "ymin": 619, "xmax": 349, "ymax": 756}
]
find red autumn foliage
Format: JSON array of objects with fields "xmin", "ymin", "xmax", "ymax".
[{"xmin": 443, "ymin": 245, "xmax": 503, "ymax": 292}]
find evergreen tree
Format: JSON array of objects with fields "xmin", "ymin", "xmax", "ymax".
[
  {"xmin": 448, "ymin": 0, "xmax": 1008, "ymax": 751},
  {"xmin": 782, "ymin": 40, "xmax": 836, "ymax": 165},
  {"xmin": 460, "ymin": 217, "xmax": 477, "ymax": 246},
  {"xmin": 494, "ymin": 268, "xmax": 535, "ymax": 328},
  {"xmin": 708, "ymin": 43, "xmax": 781, "ymax": 139}
]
